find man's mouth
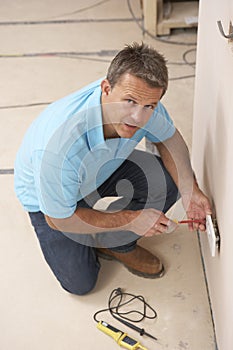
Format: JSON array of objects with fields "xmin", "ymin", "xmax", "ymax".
[{"xmin": 124, "ymin": 122, "xmax": 137, "ymax": 129}]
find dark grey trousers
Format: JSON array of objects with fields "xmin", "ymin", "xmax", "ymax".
[{"xmin": 29, "ymin": 150, "xmax": 179, "ymax": 295}]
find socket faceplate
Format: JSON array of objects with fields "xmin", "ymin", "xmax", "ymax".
[{"xmin": 206, "ymin": 215, "xmax": 219, "ymax": 257}]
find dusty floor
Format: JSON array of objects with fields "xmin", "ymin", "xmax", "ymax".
[{"xmin": 0, "ymin": 1, "xmax": 215, "ymax": 349}]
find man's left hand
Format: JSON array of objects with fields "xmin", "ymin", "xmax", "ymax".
[{"xmin": 182, "ymin": 187, "xmax": 212, "ymax": 232}]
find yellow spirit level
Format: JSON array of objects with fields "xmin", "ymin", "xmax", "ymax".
[{"xmin": 97, "ymin": 321, "xmax": 148, "ymax": 350}]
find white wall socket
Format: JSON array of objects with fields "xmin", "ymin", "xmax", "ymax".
[{"xmin": 206, "ymin": 214, "xmax": 219, "ymax": 257}]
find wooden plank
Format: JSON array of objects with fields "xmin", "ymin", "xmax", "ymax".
[
  {"xmin": 143, "ymin": 0, "xmax": 158, "ymax": 36},
  {"xmin": 157, "ymin": 1, "xmax": 199, "ymax": 35}
]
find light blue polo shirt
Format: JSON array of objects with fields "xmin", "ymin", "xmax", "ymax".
[{"xmin": 14, "ymin": 78, "xmax": 175, "ymax": 218}]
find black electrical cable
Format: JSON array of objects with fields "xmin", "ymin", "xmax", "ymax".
[
  {"xmin": 0, "ymin": 49, "xmax": 189, "ymax": 65},
  {"xmin": 168, "ymin": 48, "xmax": 196, "ymax": 79},
  {"xmin": 169, "ymin": 74, "xmax": 195, "ymax": 81},
  {"xmin": 182, "ymin": 48, "xmax": 196, "ymax": 68},
  {"xmin": 48, "ymin": 0, "xmax": 110, "ymax": 19},
  {"xmin": 56, "ymin": 55, "xmax": 111, "ymax": 63},
  {"xmin": 0, "ymin": 49, "xmax": 118, "ymax": 59},
  {"xmin": 0, "ymin": 17, "xmax": 140, "ymax": 26},
  {"xmin": 0, "ymin": 169, "xmax": 14, "ymax": 174},
  {"xmin": 169, "ymin": 47, "xmax": 196, "ymax": 79},
  {"xmin": 0, "ymin": 102, "xmax": 51, "ymax": 110},
  {"xmin": 93, "ymin": 288, "xmax": 157, "ymax": 339}
]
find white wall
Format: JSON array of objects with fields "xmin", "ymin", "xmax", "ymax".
[{"xmin": 192, "ymin": 1, "xmax": 233, "ymax": 349}]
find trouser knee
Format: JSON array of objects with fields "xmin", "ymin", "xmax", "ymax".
[{"xmin": 59, "ymin": 275, "xmax": 98, "ymax": 296}]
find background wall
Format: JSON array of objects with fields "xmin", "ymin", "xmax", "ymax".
[{"xmin": 192, "ymin": 0, "xmax": 233, "ymax": 349}]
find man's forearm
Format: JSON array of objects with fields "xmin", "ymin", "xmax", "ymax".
[
  {"xmin": 45, "ymin": 207, "xmax": 135, "ymax": 234},
  {"xmin": 156, "ymin": 129, "xmax": 198, "ymax": 195},
  {"xmin": 45, "ymin": 205, "xmax": 173, "ymax": 237}
]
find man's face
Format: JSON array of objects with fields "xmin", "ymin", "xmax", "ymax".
[{"xmin": 101, "ymin": 73, "xmax": 163, "ymax": 139}]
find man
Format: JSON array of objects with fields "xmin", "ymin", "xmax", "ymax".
[{"xmin": 14, "ymin": 42, "xmax": 211, "ymax": 295}]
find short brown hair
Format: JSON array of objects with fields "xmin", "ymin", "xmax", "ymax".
[{"xmin": 106, "ymin": 42, "xmax": 168, "ymax": 96}]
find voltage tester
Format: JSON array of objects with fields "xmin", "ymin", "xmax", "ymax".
[
  {"xmin": 97, "ymin": 320, "xmax": 148, "ymax": 350},
  {"xmin": 94, "ymin": 288, "xmax": 158, "ymax": 350}
]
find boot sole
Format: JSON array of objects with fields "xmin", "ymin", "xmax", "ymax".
[{"xmin": 97, "ymin": 250, "xmax": 165, "ymax": 279}]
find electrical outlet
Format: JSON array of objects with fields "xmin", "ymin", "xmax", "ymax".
[{"xmin": 206, "ymin": 215, "xmax": 219, "ymax": 257}]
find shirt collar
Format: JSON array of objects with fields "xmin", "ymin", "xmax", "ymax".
[{"xmin": 86, "ymin": 84, "xmax": 108, "ymax": 151}]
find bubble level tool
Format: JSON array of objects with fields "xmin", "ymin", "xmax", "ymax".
[{"xmin": 97, "ymin": 320, "xmax": 148, "ymax": 350}]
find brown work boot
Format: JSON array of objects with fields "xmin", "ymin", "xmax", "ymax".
[{"xmin": 97, "ymin": 245, "xmax": 164, "ymax": 279}]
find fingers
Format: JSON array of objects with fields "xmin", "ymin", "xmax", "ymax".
[
  {"xmin": 186, "ymin": 214, "xmax": 207, "ymax": 232},
  {"xmin": 166, "ymin": 220, "xmax": 178, "ymax": 233},
  {"xmin": 144, "ymin": 224, "xmax": 166, "ymax": 237},
  {"xmin": 144, "ymin": 217, "xmax": 178, "ymax": 236},
  {"xmin": 153, "ymin": 213, "xmax": 170, "ymax": 233},
  {"xmin": 137, "ymin": 209, "xmax": 179, "ymax": 237},
  {"xmin": 187, "ymin": 217, "xmax": 202, "ymax": 231},
  {"xmin": 186, "ymin": 196, "xmax": 212, "ymax": 232},
  {"xmin": 198, "ymin": 223, "xmax": 206, "ymax": 232},
  {"xmin": 183, "ymin": 189, "xmax": 213, "ymax": 229}
]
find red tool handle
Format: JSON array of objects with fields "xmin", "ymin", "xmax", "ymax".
[{"xmin": 178, "ymin": 219, "xmax": 206, "ymax": 224}]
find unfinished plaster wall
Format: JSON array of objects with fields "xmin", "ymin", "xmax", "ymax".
[{"xmin": 192, "ymin": 0, "xmax": 233, "ymax": 349}]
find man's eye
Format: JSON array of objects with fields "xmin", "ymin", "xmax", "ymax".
[
  {"xmin": 144, "ymin": 105, "xmax": 155, "ymax": 110},
  {"xmin": 127, "ymin": 99, "xmax": 135, "ymax": 104}
]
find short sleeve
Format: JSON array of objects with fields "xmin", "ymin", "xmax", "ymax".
[{"xmin": 32, "ymin": 150, "xmax": 81, "ymax": 218}]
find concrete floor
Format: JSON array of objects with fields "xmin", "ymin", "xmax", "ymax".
[{"xmin": 0, "ymin": 1, "xmax": 216, "ymax": 349}]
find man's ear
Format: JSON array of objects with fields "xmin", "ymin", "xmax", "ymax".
[{"xmin": 101, "ymin": 79, "xmax": 111, "ymax": 96}]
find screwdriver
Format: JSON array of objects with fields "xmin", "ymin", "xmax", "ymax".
[{"xmin": 173, "ymin": 219, "xmax": 206, "ymax": 225}]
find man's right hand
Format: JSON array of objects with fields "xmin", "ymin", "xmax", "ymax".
[{"xmin": 128, "ymin": 208, "xmax": 178, "ymax": 237}]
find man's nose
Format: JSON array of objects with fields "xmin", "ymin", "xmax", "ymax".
[{"xmin": 130, "ymin": 105, "xmax": 148, "ymax": 122}]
